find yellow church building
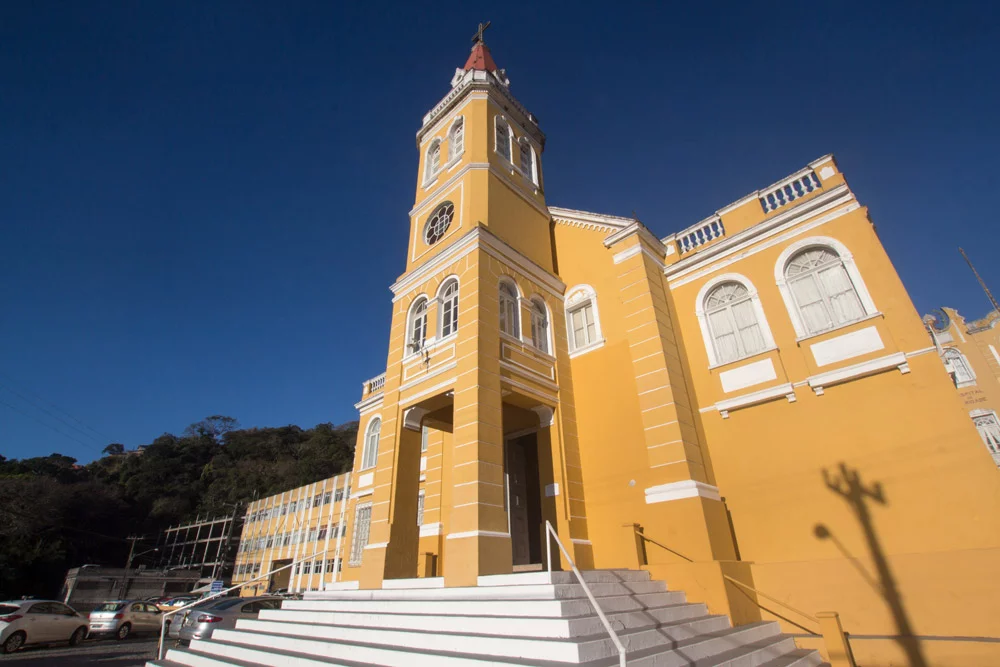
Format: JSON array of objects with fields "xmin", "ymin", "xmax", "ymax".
[
  {"xmin": 331, "ymin": 35, "xmax": 1000, "ymax": 666},
  {"xmin": 162, "ymin": 33, "xmax": 1000, "ymax": 667}
]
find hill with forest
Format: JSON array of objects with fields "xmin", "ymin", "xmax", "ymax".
[{"xmin": 0, "ymin": 416, "xmax": 357, "ymax": 599}]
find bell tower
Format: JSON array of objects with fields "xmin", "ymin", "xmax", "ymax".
[
  {"xmin": 354, "ymin": 25, "xmax": 584, "ymax": 590},
  {"xmin": 406, "ymin": 24, "xmax": 552, "ymax": 273}
]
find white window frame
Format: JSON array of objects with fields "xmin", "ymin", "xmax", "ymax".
[
  {"xmin": 423, "ymin": 139, "xmax": 442, "ymax": 186},
  {"xmin": 518, "ymin": 138, "xmax": 536, "ymax": 184},
  {"xmin": 437, "ymin": 277, "xmax": 460, "ymax": 339},
  {"xmin": 565, "ymin": 284, "xmax": 604, "ymax": 357},
  {"xmin": 499, "ymin": 278, "xmax": 521, "ymax": 339},
  {"xmin": 943, "ymin": 347, "xmax": 977, "ymax": 388},
  {"xmin": 406, "ymin": 295, "xmax": 429, "ymax": 354},
  {"xmin": 774, "ymin": 237, "xmax": 878, "ymax": 340},
  {"xmin": 494, "ymin": 116, "xmax": 512, "ymax": 162},
  {"xmin": 529, "ymin": 295, "xmax": 550, "ymax": 354},
  {"xmin": 349, "ymin": 502, "xmax": 372, "ymax": 567},
  {"xmin": 360, "ymin": 416, "xmax": 381, "ymax": 471},
  {"xmin": 420, "ymin": 425, "xmax": 429, "ymax": 452},
  {"xmin": 447, "ymin": 116, "xmax": 465, "ymax": 163},
  {"xmin": 970, "ymin": 409, "xmax": 1000, "ymax": 465},
  {"xmin": 416, "ymin": 491, "xmax": 425, "ymax": 527},
  {"xmin": 695, "ymin": 274, "xmax": 776, "ymax": 367}
]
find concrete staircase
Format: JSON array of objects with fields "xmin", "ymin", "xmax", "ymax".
[{"xmin": 148, "ymin": 569, "xmax": 826, "ymax": 667}]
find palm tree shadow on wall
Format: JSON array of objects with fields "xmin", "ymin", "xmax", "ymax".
[{"xmin": 815, "ymin": 462, "xmax": 928, "ymax": 667}]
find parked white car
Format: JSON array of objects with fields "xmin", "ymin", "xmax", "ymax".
[
  {"xmin": 88, "ymin": 600, "xmax": 164, "ymax": 640},
  {"xmin": 0, "ymin": 599, "xmax": 88, "ymax": 654}
]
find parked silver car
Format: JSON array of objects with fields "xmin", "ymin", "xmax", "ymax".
[
  {"xmin": 0, "ymin": 600, "xmax": 88, "ymax": 654},
  {"xmin": 177, "ymin": 596, "xmax": 283, "ymax": 642},
  {"xmin": 88, "ymin": 600, "xmax": 163, "ymax": 640}
]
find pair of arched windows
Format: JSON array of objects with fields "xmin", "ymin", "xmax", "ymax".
[
  {"xmin": 423, "ymin": 118, "xmax": 465, "ymax": 186},
  {"xmin": 406, "ymin": 278, "xmax": 460, "ymax": 352},
  {"xmin": 495, "ymin": 117, "xmax": 537, "ymax": 185},
  {"xmin": 499, "ymin": 279, "xmax": 549, "ymax": 353},
  {"xmin": 699, "ymin": 239, "xmax": 876, "ymax": 366}
]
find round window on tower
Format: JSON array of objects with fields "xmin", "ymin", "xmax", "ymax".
[{"xmin": 423, "ymin": 201, "xmax": 454, "ymax": 246}]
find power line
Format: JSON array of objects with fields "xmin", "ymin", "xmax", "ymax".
[
  {"xmin": 0, "ymin": 381, "xmax": 103, "ymax": 444},
  {"xmin": 0, "ymin": 371, "xmax": 113, "ymax": 442},
  {"xmin": 0, "ymin": 396, "xmax": 99, "ymax": 452}
]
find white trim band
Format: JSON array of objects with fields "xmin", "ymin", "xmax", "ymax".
[
  {"xmin": 445, "ymin": 530, "xmax": 511, "ymax": 540},
  {"xmin": 645, "ymin": 480, "xmax": 722, "ymax": 504}
]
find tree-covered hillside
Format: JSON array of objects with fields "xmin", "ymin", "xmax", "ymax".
[{"xmin": 0, "ymin": 416, "xmax": 357, "ymax": 599}]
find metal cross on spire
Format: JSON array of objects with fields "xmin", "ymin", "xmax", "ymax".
[{"xmin": 472, "ymin": 21, "xmax": 491, "ymax": 44}]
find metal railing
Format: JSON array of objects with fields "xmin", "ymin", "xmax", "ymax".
[
  {"xmin": 156, "ymin": 549, "xmax": 328, "ymax": 661},
  {"xmin": 633, "ymin": 527, "xmax": 856, "ymax": 667},
  {"xmin": 545, "ymin": 520, "xmax": 627, "ymax": 667}
]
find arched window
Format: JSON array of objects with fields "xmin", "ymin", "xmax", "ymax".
[
  {"xmin": 784, "ymin": 247, "xmax": 866, "ymax": 336},
  {"xmin": 495, "ymin": 117, "xmax": 511, "ymax": 161},
  {"xmin": 971, "ymin": 409, "xmax": 1000, "ymax": 463},
  {"xmin": 944, "ymin": 348, "xmax": 976, "ymax": 387},
  {"xmin": 529, "ymin": 297, "xmax": 549, "ymax": 353},
  {"xmin": 448, "ymin": 118, "xmax": 464, "ymax": 161},
  {"xmin": 704, "ymin": 282, "xmax": 767, "ymax": 365},
  {"xmin": 519, "ymin": 138, "xmax": 535, "ymax": 184},
  {"xmin": 361, "ymin": 417, "xmax": 380, "ymax": 470},
  {"xmin": 407, "ymin": 297, "xmax": 428, "ymax": 352},
  {"xmin": 438, "ymin": 278, "xmax": 459, "ymax": 338},
  {"xmin": 499, "ymin": 280, "xmax": 520, "ymax": 338},
  {"xmin": 424, "ymin": 140, "xmax": 441, "ymax": 184},
  {"xmin": 565, "ymin": 285, "xmax": 603, "ymax": 355}
]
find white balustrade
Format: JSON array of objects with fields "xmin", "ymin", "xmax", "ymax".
[
  {"xmin": 363, "ymin": 373, "xmax": 386, "ymax": 395},
  {"xmin": 759, "ymin": 170, "xmax": 822, "ymax": 213},
  {"xmin": 677, "ymin": 216, "xmax": 725, "ymax": 254}
]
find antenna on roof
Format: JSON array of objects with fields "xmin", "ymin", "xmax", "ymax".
[{"xmin": 959, "ymin": 247, "xmax": 1000, "ymax": 314}]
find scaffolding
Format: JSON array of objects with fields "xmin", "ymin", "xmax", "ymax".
[{"xmin": 156, "ymin": 509, "xmax": 242, "ymax": 580}]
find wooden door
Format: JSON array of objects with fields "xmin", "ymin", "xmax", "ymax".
[{"xmin": 506, "ymin": 441, "xmax": 531, "ymax": 565}]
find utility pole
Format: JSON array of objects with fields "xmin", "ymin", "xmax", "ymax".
[
  {"xmin": 119, "ymin": 535, "xmax": 158, "ymax": 599},
  {"xmin": 119, "ymin": 535, "xmax": 141, "ymax": 598},
  {"xmin": 960, "ymin": 247, "xmax": 1000, "ymax": 314}
]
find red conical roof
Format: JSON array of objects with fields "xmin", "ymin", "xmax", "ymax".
[{"xmin": 463, "ymin": 42, "xmax": 498, "ymax": 72}]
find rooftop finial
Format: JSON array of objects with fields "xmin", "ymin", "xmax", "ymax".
[{"xmin": 472, "ymin": 20, "xmax": 491, "ymax": 45}]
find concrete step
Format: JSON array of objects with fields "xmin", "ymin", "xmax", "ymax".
[
  {"xmin": 282, "ymin": 589, "xmax": 688, "ymax": 618},
  {"xmin": 208, "ymin": 615, "xmax": 770, "ymax": 664},
  {"xmin": 757, "ymin": 648, "xmax": 828, "ymax": 667},
  {"xmin": 173, "ymin": 621, "xmax": 783, "ymax": 667},
  {"xmin": 258, "ymin": 601, "xmax": 715, "ymax": 638},
  {"xmin": 298, "ymin": 580, "xmax": 666, "ymax": 602}
]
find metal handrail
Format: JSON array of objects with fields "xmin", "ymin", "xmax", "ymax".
[
  {"xmin": 634, "ymin": 528, "xmax": 820, "ymax": 629},
  {"xmin": 545, "ymin": 520, "xmax": 627, "ymax": 667},
  {"xmin": 156, "ymin": 549, "xmax": 328, "ymax": 660}
]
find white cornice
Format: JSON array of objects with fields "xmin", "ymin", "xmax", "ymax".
[
  {"xmin": 354, "ymin": 393, "xmax": 384, "ymax": 413},
  {"xmin": 807, "ymin": 352, "xmax": 909, "ymax": 396},
  {"xmin": 548, "ymin": 206, "xmax": 631, "ymax": 232},
  {"xmin": 390, "ymin": 225, "xmax": 565, "ymax": 302},
  {"xmin": 712, "ymin": 382, "xmax": 797, "ymax": 418},
  {"xmin": 602, "ymin": 221, "xmax": 669, "ymax": 260},
  {"xmin": 665, "ymin": 185, "xmax": 854, "ymax": 282}
]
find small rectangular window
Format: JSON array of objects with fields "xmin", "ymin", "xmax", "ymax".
[
  {"xmin": 421, "ymin": 426, "xmax": 429, "ymax": 452},
  {"xmin": 416, "ymin": 493, "xmax": 425, "ymax": 527}
]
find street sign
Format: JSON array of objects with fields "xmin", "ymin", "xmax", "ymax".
[{"xmin": 210, "ymin": 580, "xmax": 224, "ymax": 593}]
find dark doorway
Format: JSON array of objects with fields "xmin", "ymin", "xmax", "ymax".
[
  {"xmin": 506, "ymin": 434, "xmax": 543, "ymax": 566},
  {"xmin": 268, "ymin": 559, "xmax": 292, "ymax": 592}
]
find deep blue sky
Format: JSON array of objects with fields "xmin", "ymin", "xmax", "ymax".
[{"xmin": 2, "ymin": 2, "xmax": 998, "ymax": 463}]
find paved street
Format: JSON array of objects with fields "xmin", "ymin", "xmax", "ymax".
[{"xmin": 0, "ymin": 638, "xmax": 159, "ymax": 667}]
